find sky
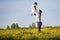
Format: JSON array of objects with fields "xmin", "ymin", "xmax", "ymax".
[{"xmin": 0, "ymin": 0, "xmax": 60, "ymax": 28}]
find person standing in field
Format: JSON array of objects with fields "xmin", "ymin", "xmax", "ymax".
[
  {"xmin": 36, "ymin": 9, "xmax": 42, "ymax": 32},
  {"xmin": 31, "ymin": 2, "xmax": 42, "ymax": 32}
]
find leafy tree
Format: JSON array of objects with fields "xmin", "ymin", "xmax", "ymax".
[
  {"xmin": 11, "ymin": 23, "xmax": 15, "ymax": 29},
  {"xmin": 31, "ymin": 23, "xmax": 36, "ymax": 28},
  {"xmin": 15, "ymin": 23, "xmax": 19, "ymax": 29},
  {"xmin": 29, "ymin": 24, "xmax": 32, "ymax": 28},
  {"xmin": 11, "ymin": 23, "xmax": 19, "ymax": 29},
  {"xmin": 6, "ymin": 25, "xmax": 10, "ymax": 29},
  {"xmin": 29, "ymin": 23, "xmax": 36, "ymax": 28}
]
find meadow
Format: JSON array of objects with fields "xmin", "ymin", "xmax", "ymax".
[{"xmin": 0, "ymin": 27, "xmax": 60, "ymax": 40}]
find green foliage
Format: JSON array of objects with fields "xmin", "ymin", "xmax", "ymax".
[
  {"xmin": 11, "ymin": 23, "xmax": 19, "ymax": 29},
  {"xmin": 29, "ymin": 23, "xmax": 37, "ymax": 28},
  {"xmin": 0, "ymin": 35, "xmax": 14, "ymax": 40},
  {"xmin": 31, "ymin": 23, "xmax": 36, "ymax": 27},
  {"xmin": 6, "ymin": 25, "xmax": 10, "ymax": 29},
  {"xmin": 27, "ymin": 37, "xmax": 39, "ymax": 40}
]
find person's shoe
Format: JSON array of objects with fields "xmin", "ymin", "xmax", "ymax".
[{"xmin": 38, "ymin": 30, "xmax": 41, "ymax": 32}]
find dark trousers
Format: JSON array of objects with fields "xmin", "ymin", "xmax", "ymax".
[{"xmin": 37, "ymin": 22, "xmax": 42, "ymax": 32}]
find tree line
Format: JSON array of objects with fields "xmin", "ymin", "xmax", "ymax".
[
  {"xmin": 0, "ymin": 23, "xmax": 60, "ymax": 30},
  {"xmin": 6, "ymin": 23, "xmax": 37, "ymax": 29}
]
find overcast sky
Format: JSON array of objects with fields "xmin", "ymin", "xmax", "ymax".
[{"xmin": 0, "ymin": 0, "xmax": 60, "ymax": 28}]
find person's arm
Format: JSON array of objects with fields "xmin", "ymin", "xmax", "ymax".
[
  {"xmin": 34, "ymin": 6, "xmax": 37, "ymax": 11},
  {"xmin": 33, "ymin": 6, "xmax": 37, "ymax": 16}
]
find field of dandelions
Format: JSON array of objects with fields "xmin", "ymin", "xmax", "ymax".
[{"xmin": 0, "ymin": 27, "xmax": 60, "ymax": 40}]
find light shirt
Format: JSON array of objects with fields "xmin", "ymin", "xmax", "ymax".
[
  {"xmin": 31, "ymin": 4, "xmax": 41, "ymax": 22},
  {"xmin": 35, "ymin": 10, "xmax": 41, "ymax": 22}
]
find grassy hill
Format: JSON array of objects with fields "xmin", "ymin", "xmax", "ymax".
[{"xmin": 0, "ymin": 27, "xmax": 60, "ymax": 40}]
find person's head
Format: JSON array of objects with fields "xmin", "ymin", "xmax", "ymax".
[
  {"xmin": 34, "ymin": 2, "xmax": 37, "ymax": 6},
  {"xmin": 38, "ymin": 9, "xmax": 42, "ymax": 14}
]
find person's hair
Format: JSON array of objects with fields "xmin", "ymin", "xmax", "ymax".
[
  {"xmin": 34, "ymin": 2, "xmax": 37, "ymax": 5},
  {"xmin": 39, "ymin": 9, "xmax": 42, "ymax": 14}
]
